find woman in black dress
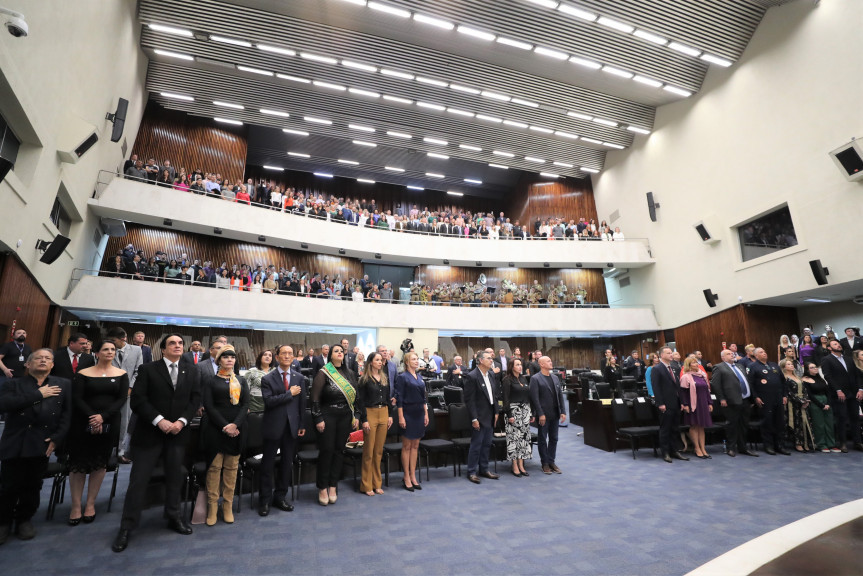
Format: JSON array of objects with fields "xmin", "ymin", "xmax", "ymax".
[
  {"xmin": 201, "ymin": 346, "xmax": 249, "ymax": 526},
  {"xmin": 503, "ymin": 358, "xmax": 532, "ymax": 477},
  {"xmin": 311, "ymin": 343, "xmax": 359, "ymax": 506},
  {"xmin": 68, "ymin": 340, "xmax": 129, "ymax": 525}
]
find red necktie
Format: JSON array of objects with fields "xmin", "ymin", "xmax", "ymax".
[
  {"xmin": 282, "ymin": 371, "xmax": 289, "ymax": 391},
  {"xmin": 667, "ymin": 365, "xmax": 675, "ymax": 381},
  {"xmin": 194, "ymin": 352, "xmax": 199, "ymax": 364},
  {"xmin": 72, "ymin": 354, "xmax": 79, "ymax": 373}
]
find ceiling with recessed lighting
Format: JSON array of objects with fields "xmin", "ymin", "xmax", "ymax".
[{"xmin": 138, "ymin": 0, "xmax": 787, "ymax": 194}]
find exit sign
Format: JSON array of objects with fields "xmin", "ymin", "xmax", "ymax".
[{"xmin": 68, "ymin": 321, "xmax": 79, "ymax": 326}]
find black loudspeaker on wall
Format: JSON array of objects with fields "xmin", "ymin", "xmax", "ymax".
[
  {"xmin": 663, "ymin": 329, "xmax": 675, "ymax": 343},
  {"xmin": 36, "ymin": 234, "xmax": 71, "ymax": 265},
  {"xmin": 703, "ymin": 288, "xmax": 718, "ymax": 308},
  {"xmin": 808, "ymin": 259, "xmax": 829, "ymax": 285},
  {"xmin": 0, "ymin": 121, "xmax": 20, "ymax": 183},
  {"xmin": 646, "ymin": 192, "xmax": 659, "ymax": 222},
  {"xmin": 106, "ymin": 98, "xmax": 129, "ymax": 143}
]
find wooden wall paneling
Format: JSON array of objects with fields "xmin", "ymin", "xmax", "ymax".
[
  {"xmin": 0, "ymin": 255, "xmax": 56, "ymax": 350},
  {"xmin": 131, "ymin": 101, "xmax": 248, "ymax": 184},
  {"xmin": 741, "ymin": 304, "xmax": 800, "ymax": 360},
  {"xmin": 505, "ymin": 175, "xmax": 599, "ymax": 233}
]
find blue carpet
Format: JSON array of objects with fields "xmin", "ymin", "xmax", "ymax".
[{"xmin": 2, "ymin": 426, "xmax": 862, "ymax": 576}]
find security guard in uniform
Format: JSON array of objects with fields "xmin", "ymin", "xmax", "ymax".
[{"xmin": 747, "ymin": 347, "xmax": 789, "ymax": 455}]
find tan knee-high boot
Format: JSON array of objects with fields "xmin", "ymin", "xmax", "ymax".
[
  {"xmin": 220, "ymin": 454, "xmax": 240, "ymax": 524},
  {"xmin": 205, "ymin": 455, "xmax": 223, "ymax": 526}
]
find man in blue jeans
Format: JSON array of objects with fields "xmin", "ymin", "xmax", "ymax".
[{"xmin": 529, "ymin": 356, "xmax": 566, "ymax": 474}]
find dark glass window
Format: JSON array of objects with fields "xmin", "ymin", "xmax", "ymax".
[{"xmin": 738, "ymin": 206, "xmax": 797, "ymax": 262}]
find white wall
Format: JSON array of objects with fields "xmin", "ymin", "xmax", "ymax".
[
  {"xmin": 592, "ymin": 1, "xmax": 863, "ymax": 328},
  {"xmin": 0, "ymin": 0, "xmax": 147, "ymax": 301},
  {"xmin": 797, "ymin": 302, "xmax": 863, "ymax": 336}
]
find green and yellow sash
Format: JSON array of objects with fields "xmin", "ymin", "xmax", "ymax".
[{"xmin": 323, "ymin": 362, "xmax": 358, "ymax": 428}]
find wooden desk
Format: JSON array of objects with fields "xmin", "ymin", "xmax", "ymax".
[{"xmin": 581, "ymin": 399, "xmax": 616, "ymax": 452}]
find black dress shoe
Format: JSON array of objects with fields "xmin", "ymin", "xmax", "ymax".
[
  {"xmin": 402, "ymin": 481, "xmax": 415, "ymax": 492},
  {"xmin": 111, "ymin": 529, "xmax": 130, "ymax": 553},
  {"xmin": 16, "ymin": 521, "xmax": 35, "ymax": 540},
  {"xmin": 167, "ymin": 518, "xmax": 193, "ymax": 535},
  {"xmin": 727, "ymin": 450, "xmax": 737, "ymax": 457},
  {"xmin": 480, "ymin": 471, "xmax": 500, "ymax": 480},
  {"xmin": 511, "ymin": 470, "xmax": 522, "ymax": 477},
  {"xmin": 412, "ymin": 482, "xmax": 422, "ymax": 490},
  {"xmin": 765, "ymin": 448, "xmax": 776, "ymax": 455},
  {"xmin": 704, "ymin": 454, "xmax": 712, "ymax": 459},
  {"xmin": 467, "ymin": 474, "xmax": 481, "ymax": 484},
  {"xmin": 82, "ymin": 514, "xmax": 96, "ymax": 524},
  {"xmin": 672, "ymin": 452, "xmax": 690, "ymax": 461},
  {"xmin": 258, "ymin": 501, "xmax": 270, "ymax": 516},
  {"xmin": 520, "ymin": 470, "xmax": 529, "ymax": 477},
  {"xmin": 854, "ymin": 443, "xmax": 863, "ymax": 452},
  {"xmin": 273, "ymin": 500, "xmax": 294, "ymax": 512},
  {"xmin": 662, "ymin": 454, "xmax": 673, "ymax": 463},
  {"xmin": 68, "ymin": 517, "xmax": 81, "ymax": 526},
  {"xmin": 777, "ymin": 448, "xmax": 791, "ymax": 455},
  {"xmin": 742, "ymin": 450, "xmax": 760, "ymax": 457}
]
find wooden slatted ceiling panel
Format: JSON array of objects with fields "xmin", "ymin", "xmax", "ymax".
[
  {"xmin": 506, "ymin": 175, "xmax": 599, "ymax": 231},
  {"xmin": 131, "ymin": 101, "xmax": 248, "ymax": 184}
]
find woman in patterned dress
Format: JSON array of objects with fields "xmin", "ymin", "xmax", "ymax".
[{"xmin": 502, "ymin": 358, "xmax": 532, "ymax": 477}]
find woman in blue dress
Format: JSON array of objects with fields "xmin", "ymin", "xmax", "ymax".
[{"xmin": 394, "ymin": 351, "xmax": 428, "ymax": 492}]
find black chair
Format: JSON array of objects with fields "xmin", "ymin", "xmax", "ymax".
[
  {"xmin": 343, "ymin": 438, "xmax": 365, "ymax": 492},
  {"xmin": 447, "ymin": 404, "xmax": 473, "ymax": 476},
  {"xmin": 426, "ymin": 378, "xmax": 447, "ymax": 392},
  {"xmin": 44, "ymin": 454, "xmax": 69, "ymax": 520},
  {"xmin": 382, "ymin": 425, "xmax": 403, "ymax": 487},
  {"xmin": 613, "ymin": 399, "xmax": 659, "ymax": 459},
  {"xmin": 594, "ymin": 382, "xmax": 613, "ymax": 400},
  {"xmin": 417, "ymin": 407, "xmax": 456, "ymax": 481},
  {"xmin": 704, "ymin": 395, "xmax": 727, "ymax": 449},
  {"xmin": 239, "ymin": 412, "xmax": 266, "ymax": 510},
  {"xmin": 294, "ymin": 410, "xmax": 319, "ymax": 499},
  {"xmin": 443, "ymin": 385, "xmax": 464, "ymax": 406},
  {"xmin": 105, "ymin": 447, "xmax": 121, "ymax": 512},
  {"xmin": 618, "ymin": 377, "xmax": 638, "ymax": 400}
]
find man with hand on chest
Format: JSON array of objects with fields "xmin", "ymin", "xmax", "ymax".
[{"xmin": 747, "ymin": 347, "xmax": 789, "ymax": 455}]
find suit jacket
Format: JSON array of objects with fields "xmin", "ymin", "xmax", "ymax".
[
  {"xmin": 839, "ymin": 336, "xmax": 863, "ymax": 360},
  {"xmin": 300, "ymin": 355, "xmax": 314, "ymax": 369},
  {"xmin": 260, "ymin": 368, "xmax": 307, "ymax": 440},
  {"xmin": 529, "ymin": 372, "xmax": 565, "ymax": 419},
  {"xmin": 622, "ymin": 356, "xmax": 644, "ymax": 380},
  {"xmin": 651, "ymin": 362, "xmax": 681, "ymax": 409},
  {"xmin": 197, "ymin": 358, "xmax": 219, "ymax": 381},
  {"xmin": 746, "ymin": 360, "xmax": 786, "ymax": 405},
  {"xmin": 51, "ymin": 347, "xmax": 96, "ymax": 381},
  {"xmin": 129, "ymin": 359, "xmax": 201, "ymax": 448},
  {"xmin": 182, "ymin": 350, "xmax": 204, "ymax": 365},
  {"xmin": 140, "ymin": 345, "xmax": 153, "ymax": 364},
  {"xmin": 0, "ymin": 375, "xmax": 71, "ymax": 459},
  {"xmin": 113, "ymin": 343, "xmax": 143, "ymax": 387},
  {"xmin": 446, "ymin": 364, "xmax": 468, "ymax": 387},
  {"xmin": 125, "ymin": 260, "xmax": 144, "ymax": 279},
  {"xmin": 821, "ymin": 353, "xmax": 858, "ymax": 396},
  {"xmin": 344, "ymin": 352, "xmax": 358, "ymax": 375},
  {"xmin": 711, "ymin": 362, "xmax": 749, "ymax": 406},
  {"xmin": 464, "ymin": 368, "xmax": 499, "ymax": 424},
  {"xmin": 311, "ymin": 355, "xmax": 328, "ymax": 377}
]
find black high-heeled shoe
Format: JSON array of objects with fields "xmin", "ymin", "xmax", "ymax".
[
  {"xmin": 402, "ymin": 481, "xmax": 414, "ymax": 492},
  {"xmin": 68, "ymin": 517, "xmax": 81, "ymax": 526},
  {"xmin": 82, "ymin": 514, "xmax": 96, "ymax": 523}
]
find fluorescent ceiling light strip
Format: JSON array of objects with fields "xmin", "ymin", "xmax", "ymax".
[
  {"xmin": 349, "ymin": 88, "xmax": 380, "ymax": 98},
  {"xmin": 668, "ymin": 42, "xmax": 701, "ymax": 57},
  {"xmin": 633, "ymin": 29, "xmax": 667, "ymax": 45},
  {"xmin": 633, "ymin": 75, "xmax": 663, "ymax": 88},
  {"xmin": 529, "ymin": 125, "xmax": 554, "ymax": 134},
  {"xmin": 214, "ymin": 117, "xmax": 242, "ymax": 125},
  {"xmin": 496, "ymin": 37, "xmax": 533, "ymax": 50},
  {"xmin": 237, "ymin": 65, "xmax": 273, "ymax": 76},
  {"xmin": 348, "ymin": 123, "xmax": 375, "ymax": 132},
  {"xmin": 596, "ymin": 17, "xmax": 634, "ymax": 33},
  {"xmin": 413, "ymin": 13, "xmax": 454, "ymax": 30},
  {"xmin": 282, "ymin": 128, "xmax": 309, "ymax": 136},
  {"xmin": 353, "ymin": 140, "xmax": 377, "ymax": 147},
  {"xmin": 493, "ymin": 150, "xmax": 514, "ymax": 157},
  {"xmin": 663, "ymin": 85, "xmax": 692, "ymax": 97},
  {"xmin": 581, "ymin": 137, "xmax": 602, "ymax": 144},
  {"xmin": 603, "ymin": 142, "xmax": 625, "ymax": 149},
  {"xmin": 459, "ymin": 144, "xmax": 482, "ymax": 151},
  {"xmin": 260, "ymin": 108, "xmax": 289, "ymax": 117},
  {"xmin": 626, "ymin": 126, "xmax": 650, "ymax": 135},
  {"xmin": 288, "ymin": 152, "xmax": 310, "ymax": 158},
  {"xmin": 557, "ymin": 5, "xmax": 597, "ymax": 21},
  {"xmin": 338, "ymin": 159, "xmax": 359, "ymax": 165},
  {"xmin": 367, "ymin": 1, "xmax": 411, "ymax": 18},
  {"xmin": 553, "ymin": 161, "xmax": 573, "ymax": 168},
  {"xmin": 526, "ymin": 0, "xmax": 559, "ymax": 8},
  {"xmin": 276, "ymin": 74, "xmax": 310, "ymax": 84},
  {"xmin": 569, "ymin": 55, "xmax": 602, "ymax": 69},
  {"xmin": 525, "ymin": 156, "xmax": 546, "ymax": 163},
  {"xmin": 447, "ymin": 108, "xmax": 474, "ymax": 117},
  {"xmin": 540, "ymin": 172, "xmax": 560, "ymax": 178},
  {"xmin": 314, "ymin": 172, "xmax": 334, "ymax": 178},
  {"xmin": 148, "ymin": 23, "xmax": 193, "ymax": 37},
  {"xmin": 387, "ymin": 130, "xmax": 411, "ymax": 138},
  {"xmin": 426, "ymin": 172, "xmax": 445, "ymax": 178},
  {"xmin": 534, "ymin": 46, "xmax": 569, "ymax": 60},
  {"xmin": 447, "ymin": 191, "xmax": 463, "ymax": 196},
  {"xmin": 581, "ymin": 167, "xmax": 599, "ymax": 173},
  {"xmin": 304, "ymin": 116, "xmax": 332, "ymax": 124},
  {"xmin": 357, "ymin": 179, "xmax": 376, "ymax": 183},
  {"xmin": 424, "ymin": 137, "xmax": 448, "ymax": 145},
  {"xmin": 160, "ymin": 92, "xmax": 194, "ymax": 101},
  {"xmin": 381, "ymin": 68, "xmax": 414, "ymax": 80},
  {"xmin": 257, "ymin": 44, "xmax": 296, "ymax": 56},
  {"xmin": 481, "ymin": 90, "xmax": 511, "ymax": 102},
  {"xmin": 701, "ymin": 54, "xmax": 733, "ymax": 67},
  {"xmin": 214, "ymin": 101, "xmax": 244, "ymax": 109},
  {"xmin": 464, "ymin": 178, "xmax": 482, "ymax": 184},
  {"xmin": 417, "ymin": 102, "xmax": 445, "ymax": 111},
  {"xmin": 554, "ymin": 131, "xmax": 578, "ymax": 139},
  {"xmin": 427, "ymin": 153, "xmax": 449, "ymax": 159},
  {"xmin": 511, "ymin": 98, "xmax": 539, "ymax": 108},
  {"xmin": 407, "ymin": 185, "xmax": 424, "ymax": 190},
  {"xmin": 602, "ymin": 65, "xmax": 633, "ymax": 79},
  {"xmin": 476, "ymin": 114, "xmax": 502, "ymax": 123},
  {"xmin": 385, "ymin": 166, "xmax": 405, "ymax": 172},
  {"xmin": 503, "ymin": 120, "xmax": 528, "ymax": 129},
  {"xmin": 263, "ymin": 165, "xmax": 284, "ymax": 171},
  {"xmin": 383, "ymin": 95, "xmax": 413, "ymax": 104},
  {"xmin": 593, "ymin": 117, "xmax": 618, "ymax": 127},
  {"xmin": 153, "ymin": 49, "xmax": 194, "ymax": 61},
  {"xmin": 488, "ymin": 163, "xmax": 508, "ymax": 169},
  {"xmin": 210, "ymin": 35, "xmax": 252, "ymax": 47},
  {"xmin": 457, "ymin": 25, "xmax": 496, "ymax": 41},
  {"xmin": 416, "ymin": 76, "xmax": 448, "ymax": 87},
  {"xmin": 342, "ymin": 60, "xmax": 377, "ymax": 72},
  {"xmin": 300, "ymin": 52, "xmax": 338, "ymax": 64},
  {"xmin": 313, "ymin": 80, "xmax": 346, "ymax": 91},
  {"xmin": 450, "ymin": 84, "xmax": 481, "ymax": 94},
  {"xmin": 567, "ymin": 111, "xmax": 593, "ymax": 121}
]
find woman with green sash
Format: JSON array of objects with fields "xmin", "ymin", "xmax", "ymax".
[{"xmin": 311, "ymin": 343, "xmax": 359, "ymax": 506}]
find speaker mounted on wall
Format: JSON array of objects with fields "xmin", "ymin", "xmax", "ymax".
[
  {"xmin": 703, "ymin": 288, "xmax": 719, "ymax": 308},
  {"xmin": 105, "ymin": 98, "xmax": 129, "ymax": 143},
  {"xmin": 36, "ymin": 234, "xmax": 72, "ymax": 265},
  {"xmin": 693, "ymin": 219, "xmax": 721, "ymax": 245},
  {"xmin": 646, "ymin": 191, "xmax": 660, "ymax": 222},
  {"xmin": 809, "ymin": 259, "xmax": 830, "ymax": 285},
  {"xmin": 828, "ymin": 139, "xmax": 863, "ymax": 182}
]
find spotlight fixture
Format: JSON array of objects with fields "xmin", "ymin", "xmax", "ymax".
[
  {"xmin": 476, "ymin": 261, "xmax": 482, "ymax": 267},
  {"xmin": 576, "ymin": 263, "xmax": 583, "ymax": 268},
  {"xmin": 508, "ymin": 262, "xmax": 514, "ymax": 267},
  {"xmin": 607, "ymin": 263, "xmax": 614, "ymax": 268},
  {"xmin": 375, "ymin": 253, "xmax": 382, "ymax": 259},
  {"xmin": 258, "ymin": 235, "xmax": 266, "ymax": 242},
  {"xmin": 163, "ymin": 218, "xmax": 172, "ymax": 226},
  {"xmin": 301, "ymin": 243, "xmax": 309, "ymax": 249},
  {"xmin": 339, "ymin": 249, "xmax": 346, "ymax": 255},
  {"xmin": 443, "ymin": 259, "xmax": 450, "ymax": 265},
  {"xmin": 543, "ymin": 262, "xmax": 550, "ymax": 268},
  {"xmin": 213, "ymin": 228, "xmax": 222, "ymax": 235}
]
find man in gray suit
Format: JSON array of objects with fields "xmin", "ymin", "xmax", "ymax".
[
  {"xmin": 197, "ymin": 338, "xmax": 224, "ymax": 380},
  {"xmin": 711, "ymin": 349, "xmax": 759, "ymax": 457},
  {"xmin": 107, "ymin": 328, "xmax": 143, "ymax": 462}
]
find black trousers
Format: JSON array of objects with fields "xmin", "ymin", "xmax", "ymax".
[
  {"xmin": 316, "ymin": 410, "xmax": 351, "ymax": 489},
  {"xmin": 658, "ymin": 406, "xmax": 681, "ymax": 456},
  {"xmin": 120, "ymin": 436, "xmax": 186, "ymax": 530},
  {"xmin": 0, "ymin": 457, "xmax": 48, "ymax": 525},
  {"xmin": 723, "ymin": 402, "xmax": 752, "ymax": 451},
  {"xmin": 260, "ymin": 433, "xmax": 295, "ymax": 502},
  {"xmin": 834, "ymin": 396, "xmax": 862, "ymax": 446},
  {"xmin": 760, "ymin": 401, "xmax": 785, "ymax": 450}
]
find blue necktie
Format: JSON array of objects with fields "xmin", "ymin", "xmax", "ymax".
[{"xmin": 731, "ymin": 364, "xmax": 749, "ymax": 397}]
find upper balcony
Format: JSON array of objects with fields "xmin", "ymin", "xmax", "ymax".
[{"xmin": 89, "ymin": 174, "xmax": 655, "ymax": 269}]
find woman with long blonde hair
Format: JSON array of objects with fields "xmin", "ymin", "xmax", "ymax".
[{"xmin": 679, "ymin": 356, "xmax": 713, "ymax": 458}]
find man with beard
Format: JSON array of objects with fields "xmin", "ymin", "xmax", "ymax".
[{"xmin": 0, "ymin": 329, "xmax": 32, "ymax": 384}]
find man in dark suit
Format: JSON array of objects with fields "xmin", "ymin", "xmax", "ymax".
[
  {"xmin": 622, "ymin": 351, "xmax": 644, "ymax": 381},
  {"xmin": 198, "ymin": 335, "xmax": 227, "ymax": 363},
  {"xmin": 311, "ymin": 345, "xmax": 329, "ymax": 378},
  {"xmin": 51, "ymin": 332, "xmax": 95, "ymax": 381},
  {"xmin": 258, "ymin": 345, "xmax": 306, "ymax": 516},
  {"xmin": 125, "ymin": 254, "xmax": 144, "ymax": 280},
  {"xmin": 525, "ymin": 350, "xmax": 542, "ymax": 378},
  {"xmin": 748, "ymin": 347, "xmax": 789, "ymax": 455},
  {"xmin": 463, "ymin": 350, "xmax": 499, "ymax": 484},
  {"xmin": 197, "ymin": 338, "xmax": 224, "ymax": 381},
  {"xmin": 131, "ymin": 331, "xmax": 153, "ymax": 364},
  {"xmin": 821, "ymin": 339, "xmax": 863, "ymax": 452},
  {"xmin": 300, "ymin": 349, "xmax": 315, "ymax": 369},
  {"xmin": 377, "ymin": 345, "xmax": 397, "ymax": 390},
  {"xmin": 693, "ymin": 350, "xmax": 713, "ymax": 373},
  {"xmin": 651, "ymin": 346, "xmax": 689, "ymax": 463},
  {"xmin": 446, "ymin": 356, "xmax": 467, "ymax": 388},
  {"xmin": 341, "ymin": 339, "xmax": 357, "ymax": 375},
  {"xmin": 181, "ymin": 340, "xmax": 204, "ymax": 365},
  {"xmin": 529, "ymin": 356, "xmax": 566, "ymax": 474},
  {"xmin": 711, "ymin": 349, "xmax": 758, "ymax": 457},
  {"xmin": 839, "ymin": 327, "xmax": 863, "ymax": 361},
  {"xmin": 0, "ymin": 349, "xmax": 71, "ymax": 543},
  {"xmin": 112, "ymin": 334, "xmax": 201, "ymax": 553}
]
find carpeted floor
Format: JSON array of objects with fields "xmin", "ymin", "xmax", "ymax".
[{"xmin": 2, "ymin": 424, "xmax": 862, "ymax": 576}]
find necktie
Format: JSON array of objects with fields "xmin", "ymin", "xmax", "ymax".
[
  {"xmin": 169, "ymin": 363, "xmax": 178, "ymax": 388},
  {"xmin": 72, "ymin": 354, "xmax": 78, "ymax": 373},
  {"xmin": 282, "ymin": 370, "xmax": 289, "ymax": 391},
  {"xmin": 667, "ymin": 365, "xmax": 675, "ymax": 381},
  {"xmin": 118, "ymin": 349, "xmax": 124, "ymax": 365},
  {"xmin": 731, "ymin": 364, "xmax": 749, "ymax": 397},
  {"xmin": 194, "ymin": 352, "xmax": 199, "ymax": 364}
]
